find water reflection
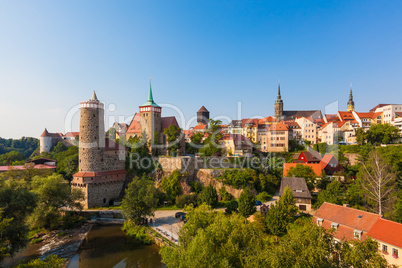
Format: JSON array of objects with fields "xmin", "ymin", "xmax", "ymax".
[{"xmin": 68, "ymin": 225, "xmax": 164, "ymax": 268}]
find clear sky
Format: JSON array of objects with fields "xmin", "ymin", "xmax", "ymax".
[{"xmin": 1, "ymin": 0, "xmax": 402, "ymax": 138}]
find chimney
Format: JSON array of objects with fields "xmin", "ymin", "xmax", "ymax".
[{"xmin": 343, "ymin": 204, "xmax": 350, "ymax": 208}]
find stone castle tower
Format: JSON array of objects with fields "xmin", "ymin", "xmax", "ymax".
[
  {"xmin": 197, "ymin": 106, "xmax": 210, "ymax": 125},
  {"xmin": 78, "ymin": 91, "xmax": 105, "ymax": 171},
  {"xmin": 139, "ymin": 80, "xmax": 161, "ymax": 143},
  {"xmin": 347, "ymin": 85, "xmax": 355, "ymax": 112},
  {"xmin": 274, "ymin": 83, "xmax": 284, "ymax": 120},
  {"xmin": 71, "ymin": 91, "xmax": 126, "ymax": 209}
]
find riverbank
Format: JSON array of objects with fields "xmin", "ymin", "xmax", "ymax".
[{"xmin": 1, "ymin": 223, "xmax": 93, "ymax": 268}]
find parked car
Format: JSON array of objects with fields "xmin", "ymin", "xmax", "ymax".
[
  {"xmin": 175, "ymin": 212, "xmax": 186, "ymax": 218},
  {"xmin": 255, "ymin": 201, "xmax": 262, "ymax": 206},
  {"xmin": 180, "ymin": 215, "xmax": 186, "ymax": 222}
]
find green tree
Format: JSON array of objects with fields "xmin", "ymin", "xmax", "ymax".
[
  {"xmin": 161, "ymin": 170, "xmax": 182, "ymax": 202},
  {"xmin": 28, "ymin": 174, "xmax": 84, "ymax": 230},
  {"xmin": 199, "ymin": 119, "xmax": 223, "ymax": 156},
  {"xmin": 14, "ymin": 255, "xmax": 65, "ymax": 268},
  {"xmin": 160, "ymin": 204, "xmax": 266, "ymax": 268},
  {"xmin": 218, "ymin": 186, "xmax": 233, "ymax": 201},
  {"xmin": 394, "ymin": 199, "xmax": 402, "ymax": 223},
  {"xmin": 0, "ymin": 178, "xmax": 36, "ymax": 261},
  {"xmin": 200, "ymin": 185, "xmax": 218, "ymax": 208},
  {"xmin": 286, "ymin": 164, "xmax": 316, "ymax": 190},
  {"xmin": 265, "ymin": 202, "xmax": 288, "ymax": 238},
  {"xmin": 164, "ymin": 124, "xmax": 182, "ymax": 155},
  {"xmin": 121, "ymin": 177, "xmax": 158, "ymax": 225},
  {"xmin": 315, "ymin": 180, "xmax": 344, "ymax": 208},
  {"xmin": 341, "ymin": 237, "xmax": 388, "ymax": 268},
  {"xmin": 51, "ymin": 142, "xmax": 68, "ymax": 154},
  {"xmin": 278, "ymin": 186, "xmax": 298, "ymax": 220},
  {"xmin": 238, "ymin": 187, "xmax": 256, "ymax": 217}
]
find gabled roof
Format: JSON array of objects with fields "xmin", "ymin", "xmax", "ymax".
[
  {"xmin": 64, "ymin": 132, "xmax": 80, "ymax": 138},
  {"xmin": 315, "ymin": 203, "xmax": 382, "ymax": 236},
  {"xmin": 300, "ymin": 151, "xmax": 321, "ymax": 162},
  {"xmin": 338, "ymin": 111, "xmax": 358, "ymax": 124},
  {"xmin": 126, "ymin": 113, "xmax": 141, "ymax": 134},
  {"xmin": 367, "ymin": 218, "xmax": 402, "ymax": 248},
  {"xmin": 283, "ymin": 121, "xmax": 301, "ymax": 129},
  {"xmin": 279, "ymin": 177, "xmax": 312, "ymax": 199},
  {"xmin": 198, "ymin": 106, "xmax": 209, "ymax": 112},
  {"xmin": 161, "ymin": 116, "xmax": 179, "ymax": 131},
  {"xmin": 320, "ymin": 154, "xmax": 339, "ymax": 168},
  {"xmin": 259, "ymin": 116, "xmax": 277, "ymax": 124}
]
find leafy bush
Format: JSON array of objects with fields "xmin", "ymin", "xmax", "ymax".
[
  {"xmin": 218, "ymin": 186, "xmax": 233, "ymax": 201},
  {"xmin": 175, "ymin": 194, "xmax": 199, "ymax": 209},
  {"xmin": 122, "ymin": 221, "xmax": 154, "ymax": 245},
  {"xmin": 217, "ymin": 169, "xmax": 257, "ymax": 189},
  {"xmin": 255, "ymin": 191, "xmax": 272, "ymax": 202},
  {"xmin": 15, "ymin": 255, "xmax": 65, "ymax": 267}
]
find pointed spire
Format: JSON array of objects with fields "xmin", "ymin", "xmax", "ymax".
[
  {"xmin": 347, "ymin": 83, "xmax": 355, "ymax": 111},
  {"xmin": 91, "ymin": 90, "xmax": 98, "ymax": 101},
  {"xmin": 277, "ymin": 81, "xmax": 281, "ymax": 99},
  {"xmin": 148, "ymin": 77, "xmax": 154, "ymax": 102}
]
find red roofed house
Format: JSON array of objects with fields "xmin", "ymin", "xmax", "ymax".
[
  {"xmin": 313, "ymin": 203, "xmax": 382, "ymax": 242},
  {"xmin": 367, "ymin": 218, "xmax": 402, "ymax": 266},
  {"xmin": 284, "ymin": 152, "xmax": 343, "ymax": 177},
  {"xmin": 0, "ymin": 158, "xmax": 57, "ymax": 174}
]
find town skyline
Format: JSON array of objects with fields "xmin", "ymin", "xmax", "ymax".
[{"xmin": 1, "ymin": 0, "xmax": 402, "ymax": 138}]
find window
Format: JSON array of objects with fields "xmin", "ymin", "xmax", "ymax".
[
  {"xmin": 354, "ymin": 230, "xmax": 362, "ymax": 240},
  {"xmin": 382, "ymin": 245, "xmax": 388, "ymax": 254},
  {"xmin": 316, "ymin": 218, "xmax": 323, "ymax": 226},
  {"xmin": 331, "ymin": 222, "xmax": 339, "ymax": 230},
  {"xmin": 393, "ymin": 248, "xmax": 399, "ymax": 258}
]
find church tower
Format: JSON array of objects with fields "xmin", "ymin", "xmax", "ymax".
[
  {"xmin": 347, "ymin": 85, "xmax": 355, "ymax": 112},
  {"xmin": 139, "ymin": 79, "xmax": 161, "ymax": 143},
  {"xmin": 274, "ymin": 83, "xmax": 284, "ymax": 120},
  {"xmin": 78, "ymin": 91, "xmax": 105, "ymax": 172}
]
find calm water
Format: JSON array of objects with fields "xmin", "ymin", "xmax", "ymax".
[{"xmin": 68, "ymin": 225, "xmax": 164, "ymax": 268}]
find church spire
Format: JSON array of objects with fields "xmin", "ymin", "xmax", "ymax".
[
  {"xmin": 277, "ymin": 82, "xmax": 281, "ymax": 99},
  {"xmin": 148, "ymin": 77, "xmax": 154, "ymax": 102},
  {"xmin": 347, "ymin": 83, "xmax": 355, "ymax": 112}
]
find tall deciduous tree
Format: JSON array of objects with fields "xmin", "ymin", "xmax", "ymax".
[
  {"xmin": 161, "ymin": 170, "xmax": 182, "ymax": 202},
  {"xmin": 122, "ymin": 177, "xmax": 158, "ymax": 225},
  {"xmin": 359, "ymin": 151, "xmax": 396, "ymax": 215},
  {"xmin": 28, "ymin": 174, "xmax": 84, "ymax": 229}
]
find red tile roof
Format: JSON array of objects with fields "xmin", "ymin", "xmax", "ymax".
[
  {"xmin": 367, "ymin": 218, "xmax": 402, "ymax": 248},
  {"xmin": 338, "ymin": 111, "xmax": 358, "ymax": 123},
  {"xmin": 126, "ymin": 113, "xmax": 141, "ymax": 134},
  {"xmin": 314, "ymin": 203, "xmax": 382, "ymax": 241},
  {"xmin": 259, "ymin": 116, "xmax": 277, "ymax": 124},
  {"xmin": 73, "ymin": 169, "xmax": 126, "ymax": 177},
  {"xmin": 283, "ymin": 163, "xmax": 323, "ymax": 177},
  {"xmin": 0, "ymin": 164, "xmax": 56, "ymax": 172},
  {"xmin": 369, "ymin": 104, "xmax": 390, "ymax": 113},
  {"xmin": 64, "ymin": 132, "xmax": 80, "ymax": 137},
  {"xmin": 268, "ymin": 123, "xmax": 289, "ymax": 131},
  {"xmin": 194, "ymin": 124, "xmax": 206, "ymax": 130}
]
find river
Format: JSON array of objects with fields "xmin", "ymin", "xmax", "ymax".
[{"xmin": 2, "ymin": 225, "xmax": 165, "ymax": 268}]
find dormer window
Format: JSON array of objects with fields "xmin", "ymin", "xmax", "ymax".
[
  {"xmin": 296, "ymin": 190, "xmax": 303, "ymax": 193},
  {"xmin": 316, "ymin": 218, "xmax": 323, "ymax": 226},
  {"xmin": 354, "ymin": 230, "xmax": 363, "ymax": 240},
  {"xmin": 330, "ymin": 222, "xmax": 339, "ymax": 230}
]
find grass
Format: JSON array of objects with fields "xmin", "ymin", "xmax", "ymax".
[
  {"xmin": 57, "ymin": 231, "xmax": 67, "ymax": 236},
  {"xmin": 30, "ymin": 238, "xmax": 43, "ymax": 244},
  {"xmin": 86, "ymin": 205, "xmax": 122, "ymax": 210}
]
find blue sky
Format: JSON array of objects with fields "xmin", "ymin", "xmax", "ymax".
[{"xmin": 1, "ymin": 0, "xmax": 402, "ymax": 138}]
